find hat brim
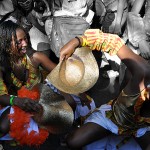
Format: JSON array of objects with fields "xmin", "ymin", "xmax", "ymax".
[
  {"xmin": 33, "ymin": 83, "xmax": 74, "ymax": 134},
  {"xmin": 47, "ymin": 47, "xmax": 99, "ymax": 94}
]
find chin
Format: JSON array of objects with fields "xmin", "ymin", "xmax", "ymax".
[{"xmin": 18, "ymin": 53, "xmax": 26, "ymax": 58}]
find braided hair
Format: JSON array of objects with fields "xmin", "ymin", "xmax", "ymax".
[{"xmin": 0, "ymin": 20, "xmax": 23, "ymax": 65}]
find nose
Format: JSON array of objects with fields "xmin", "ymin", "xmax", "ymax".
[{"xmin": 22, "ymin": 39, "xmax": 28, "ymax": 46}]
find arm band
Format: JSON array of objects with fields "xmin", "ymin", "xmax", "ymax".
[
  {"xmin": 79, "ymin": 36, "xmax": 87, "ymax": 47},
  {"xmin": 10, "ymin": 95, "xmax": 15, "ymax": 106},
  {"xmin": 75, "ymin": 36, "xmax": 81, "ymax": 47}
]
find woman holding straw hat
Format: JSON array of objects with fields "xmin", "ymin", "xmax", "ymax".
[{"xmin": 57, "ymin": 29, "xmax": 150, "ymax": 149}]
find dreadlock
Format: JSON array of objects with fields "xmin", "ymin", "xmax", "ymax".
[
  {"xmin": 0, "ymin": 20, "xmax": 22, "ymax": 66},
  {"xmin": 0, "ymin": 20, "xmax": 21, "ymax": 64}
]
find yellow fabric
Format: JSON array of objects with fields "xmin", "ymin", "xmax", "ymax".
[
  {"xmin": 0, "ymin": 78, "xmax": 8, "ymax": 95},
  {"xmin": 80, "ymin": 29, "xmax": 125, "ymax": 55},
  {"xmin": 0, "ymin": 55, "xmax": 41, "ymax": 96}
]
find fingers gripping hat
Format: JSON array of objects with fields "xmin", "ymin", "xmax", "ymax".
[{"xmin": 47, "ymin": 47, "xmax": 99, "ymax": 94}]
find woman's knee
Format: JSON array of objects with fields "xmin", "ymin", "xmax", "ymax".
[
  {"xmin": 0, "ymin": 108, "xmax": 10, "ymax": 134},
  {"xmin": 66, "ymin": 122, "xmax": 109, "ymax": 149},
  {"xmin": 66, "ymin": 132, "xmax": 82, "ymax": 149},
  {"xmin": 0, "ymin": 122, "xmax": 9, "ymax": 134}
]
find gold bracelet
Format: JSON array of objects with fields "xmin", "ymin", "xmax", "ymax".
[{"xmin": 80, "ymin": 36, "xmax": 87, "ymax": 47}]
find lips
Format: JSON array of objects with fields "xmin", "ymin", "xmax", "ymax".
[{"xmin": 20, "ymin": 47, "xmax": 27, "ymax": 53}]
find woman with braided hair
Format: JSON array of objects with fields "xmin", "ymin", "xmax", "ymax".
[{"xmin": 0, "ymin": 20, "xmax": 57, "ymax": 145}]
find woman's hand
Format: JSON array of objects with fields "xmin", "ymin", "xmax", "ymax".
[
  {"xmin": 59, "ymin": 38, "xmax": 80, "ymax": 61},
  {"xmin": 13, "ymin": 97, "xmax": 42, "ymax": 113}
]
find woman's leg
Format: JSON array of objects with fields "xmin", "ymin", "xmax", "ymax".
[
  {"xmin": 0, "ymin": 107, "xmax": 10, "ymax": 135},
  {"xmin": 66, "ymin": 122, "xmax": 111, "ymax": 149}
]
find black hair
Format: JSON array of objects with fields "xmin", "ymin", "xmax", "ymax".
[
  {"xmin": 0, "ymin": 20, "xmax": 23, "ymax": 65},
  {"xmin": 17, "ymin": 0, "xmax": 34, "ymax": 15},
  {"xmin": 33, "ymin": 1, "xmax": 46, "ymax": 13}
]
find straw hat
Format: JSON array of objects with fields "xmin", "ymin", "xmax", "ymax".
[
  {"xmin": 46, "ymin": 47, "xmax": 99, "ymax": 94},
  {"xmin": 33, "ymin": 83, "xmax": 74, "ymax": 134}
]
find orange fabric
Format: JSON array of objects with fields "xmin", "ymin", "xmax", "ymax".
[
  {"xmin": 9, "ymin": 86, "xmax": 49, "ymax": 146},
  {"xmin": 0, "ymin": 77, "xmax": 8, "ymax": 96},
  {"xmin": 134, "ymin": 88, "xmax": 150, "ymax": 124}
]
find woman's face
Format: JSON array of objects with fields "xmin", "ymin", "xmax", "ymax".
[{"xmin": 11, "ymin": 28, "xmax": 28, "ymax": 57}]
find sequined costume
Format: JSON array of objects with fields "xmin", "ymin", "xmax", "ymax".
[{"xmin": 84, "ymin": 90, "xmax": 149, "ymax": 150}]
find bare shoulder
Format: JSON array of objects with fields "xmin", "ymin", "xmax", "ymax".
[
  {"xmin": 32, "ymin": 51, "xmax": 50, "ymax": 64},
  {"xmin": 27, "ymin": 51, "xmax": 43, "ymax": 67},
  {"xmin": 32, "ymin": 51, "xmax": 48, "ymax": 59}
]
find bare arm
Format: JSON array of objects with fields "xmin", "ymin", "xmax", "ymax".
[
  {"xmin": 0, "ymin": 68, "xmax": 42, "ymax": 112},
  {"xmin": 131, "ymin": 0, "xmax": 145, "ymax": 13},
  {"xmin": 0, "ymin": 94, "xmax": 42, "ymax": 112},
  {"xmin": 59, "ymin": 29, "xmax": 150, "ymax": 95},
  {"xmin": 60, "ymin": 29, "xmax": 124, "ymax": 60},
  {"xmin": 32, "ymin": 52, "xmax": 57, "ymax": 72},
  {"xmin": 27, "ymin": 13, "xmax": 46, "ymax": 35},
  {"xmin": 117, "ymin": 44, "xmax": 149, "ymax": 94},
  {"xmin": 60, "ymin": 36, "xmax": 150, "ymax": 95},
  {"xmin": 113, "ymin": 0, "xmax": 126, "ymax": 35}
]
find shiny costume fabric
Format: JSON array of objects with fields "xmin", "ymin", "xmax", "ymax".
[{"xmin": 85, "ymin": 89, "xmax": 150, "ymax": 137}]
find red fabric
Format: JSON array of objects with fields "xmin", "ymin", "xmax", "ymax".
[{"xmin": 9, "ymin": 86, "xmax": 49, "ymax": 146}]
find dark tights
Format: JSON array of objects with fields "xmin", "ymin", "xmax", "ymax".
[
  {"xmin": 0, "ymin": 107, "xmax": 10, "ymax": 136},
  {"xmin": 66, "ymin": 122, "xmax": 110, "ymax": 149},
  {"xmin": 135, "ymin": 132, "xmax": 150, "ymax": 150},
  {"xmin": 66, "ymin": 121, "xmax": 150, "ymax": 150}
]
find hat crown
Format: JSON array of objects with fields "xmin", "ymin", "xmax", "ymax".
[
  {"xmin": 60, "ymin": 55, "xmax": 85, "ymax": 86},
  {"xmin": 47, "ymin": 47, "xmax": 99, "ymax": 94}
]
